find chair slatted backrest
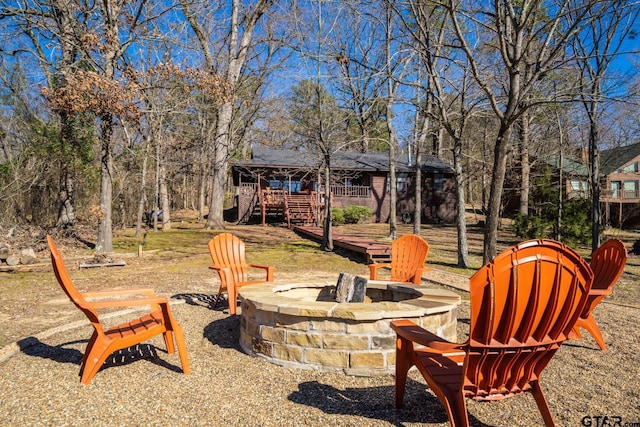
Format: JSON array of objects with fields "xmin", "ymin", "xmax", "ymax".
[
  {"xmin": 465, "ymin": 239, "xmax": 593, "ymax": 399},
  {"xmin": 584, "ymin": 239, "xmax": 627, "ymax": 316},
  {"xmin": 47, "ymin": 235, "xmax": 102, "ymax": 328},
  {"xmin": 208, "ymin": 233, "xmax": 250, "ymax": 284},
  {"xmin": 390, "ymin": 234, "xmax": 429, "ymax": 283}
]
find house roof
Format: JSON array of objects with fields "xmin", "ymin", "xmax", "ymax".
[
  {"xmin": 545, "ymin": 154, "xmax": 590, "ymax": 176},
  {"xmin": 600, "ymin": 142, "xmax": 640, "ymax": 175},
  {"xmin": 234, "ymin": 146, "xmax": 454, "ymax": 173}
]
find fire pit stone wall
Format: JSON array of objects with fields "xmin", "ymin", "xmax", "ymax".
[{"xmin": 238, "ymin": 282, "xmax": 460, "ymax": 376}]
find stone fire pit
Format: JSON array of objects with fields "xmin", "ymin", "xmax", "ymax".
[{"xmin": 238, "ymin": 280, "xmax": 461, "ymax": 376}]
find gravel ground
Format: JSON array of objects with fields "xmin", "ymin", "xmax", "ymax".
[{"xmin": 1, "ymin": 269, "xmax": 639, "ymax": 427}]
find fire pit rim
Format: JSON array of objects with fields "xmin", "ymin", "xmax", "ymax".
[{"xmin": 238, "ymin": 280, "xmax": 460, "ymax": 321}]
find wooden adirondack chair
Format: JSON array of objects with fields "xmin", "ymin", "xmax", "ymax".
[
  {"xmin": 391, "ymin": 239, "xmax": 593, "ymax": 427},
  {"xmin": 369, "ymin": 234, "xmax": 430, "ymax": 284},
  {"xmin": 46, "ymin": 235, "xmax": 191, "ymax": 385},
  {"xmin": 208, "ymin": 233, "xmax": 274, "ymax": 315},
  {"xmin": 570, "ymin": 238, "xmax": 627, "ymax": 351}
]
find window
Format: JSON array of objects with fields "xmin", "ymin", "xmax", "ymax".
[
  {"xmin": 396, "ymin": 173, "xmax": 408, "ymax": 193},
  {"xmin": 345, "ymin": 174, "xmax": 370, "ymax": 187},
  {"xmin": 269, "ymin": 179, "xmax": 301, "ymax": 193},
  {"xmin": 623, "ymin": 180, "xmax": 638, "ymax": 198},
  {"xmin": 623, "ymin": 162, "xmax": 638, "ymax": 173},
  {"xmin": 569, "ymin": 180, "xmax": 588, "ymax": 198},
  {"xmin": 611, "ymin": 181, "xmax": 621, "ymax": 198},
  {"xmin": 434, "ymin": 174, "xmax": 444, "ymax": 192}
]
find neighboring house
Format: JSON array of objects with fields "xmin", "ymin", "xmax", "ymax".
[
  {"xmin": 600, "ymin": 141, "xmax": 640, "ymax": 227},
  {"xmin": 545, "ymin": 153, "xmax": 590, "ymax": 200},
  {"xmin": 231, "ymin": 146, "xmax": 457, "ymax": 226},
  {"xmin": 503, "ymin": 152, "xmax": 590, "ymax": 215},
  {"xmin": 522, "ymin": 142, "xmax": 640, "ymax": 227}
]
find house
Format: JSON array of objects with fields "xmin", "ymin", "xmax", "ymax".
[
  {"xmin": 600, "ymin": 141, "xmax": 640, "ymax": 227},
  {"xmin": 546, "ymin": 153, "xmax": 590, "ymax": 200},
  {"xmin": 502, "ymin": 152, "xmax": 590, "ymax": 215},
  {"xmin": 231, "ymin": 146, "xmax": 457, "ymax": 226},
  {"xmin": 518, "ymin": 142, "xmax": 640, "ymax": 228}
]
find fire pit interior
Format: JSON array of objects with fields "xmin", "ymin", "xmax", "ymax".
[{"xmin": 238, "ymin": 280, "xmax": 460, "ymax": 376}]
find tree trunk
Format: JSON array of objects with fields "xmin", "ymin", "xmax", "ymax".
[
  {"xmin": 96, "ymin": 116, "xmax": 114, "ymax": 254},
  {"xmin": 205, "ymin": 102, "xmax": 233, "ymax": 229},
  {"xmin": 387, "ymin": 116, "xmax": 397, "ymax": 240},
  {"xmin": 518, "ymin": 111, "xmax": 530, "ymax": 216},
  {"xmin": 321, "ymin": 156, "xmax": 333, "ymax": 251},
  {"xmin": 453, "ymin": 136, "xmax": 469, "ymax": 268},
  {"xmin": 413, "ymin": 96, "xmax": 433, "ymax": 235},
  {"xmin": 160, "ymin": 164, "xmax": 171, "ymax": 231},
  {"xmin": 198, "ymin": 170, "xmax": 207, "ymax": 222},
  {"xmin": 557, "ymin": 144, "xmax": 563, "ymax": 241},
  {"xmin": 57, "ymin": 165, "xmax": 76, "ymax": 228},
  {"xmin": 483, "ymin": 124, "xmax": 512, "ymax": 263},
  {"xmin": 413, "ymin": 150, "xmax": 422, "ymax": 235},
  {"xmin": 135, "ymin": 138, "xmax": 150, "ymax": 238},
  {"xmin": 589, "ymin": 103, "xmax": 601, "ymax": 252},
  {"xmin": 152, "ymin": 133, "xmax": 161, "ymax": 231},
  {"xmin": 481, "ymin": 123, "xmax": 489, "ymax": 214}
]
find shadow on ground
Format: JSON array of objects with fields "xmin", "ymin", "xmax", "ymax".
[
  {"xmin": 18, "ymin": 337, "xmax": 184, "ymax": 376},
  {"xmin": 288, "ymin": 379, "xmax": 494, "ymax": 427},
  {"xmin": 172, "ymin": 292, "xmax": 228, "ymax": 313}
]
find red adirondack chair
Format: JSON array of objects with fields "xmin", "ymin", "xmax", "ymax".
[
  {"xmin": 391, "ymin": 239, "xmax": 593, "ymax": 426},
  {"xmin": 47, "ymin": 235, "xmax": 191, "ymax": 384},
  {"xmin": 369, "ymin": 234, "xmax": 430, "ymax": 284},
  {"xmin": 208, "ymin": 233, "xmax": 274, "ymax": 315},
  {"xmin": 570, "ymin": 238, "xmax": 627, "ymax": 351}
]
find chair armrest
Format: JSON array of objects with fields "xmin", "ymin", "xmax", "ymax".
[
  {"xmin": 82, "ymin": 288, "xmax": 157, "ymax": 298},
  {"xmin": 589, "ymin": 288, "xmax": 613, "ymax": 296},
  {"xmin": 248, "ymin": 264, "xmax": 274, "ymax": 281},
  {"xmin": 369, "ymin": 263, "xmax": 390, "ymax": 280},
  {"xmin": 86, "ymin": 296, "xmax": 169, "ymax": 309},
  {"xmin": 391, "ymin": 319, "xmax": 464, "ymax": 354},
  {"xmin": 209, "ymin": 266, "xmax": 234, "ymax": 286}
]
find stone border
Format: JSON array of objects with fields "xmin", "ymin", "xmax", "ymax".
[{"xmin": 238, "ymin": 282, "xmax": 460, "ymax": 376}]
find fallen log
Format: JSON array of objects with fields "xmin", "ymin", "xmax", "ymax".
[{"xmin": 79, "ymin": 261, "xmax": 127, "ymax": 268}]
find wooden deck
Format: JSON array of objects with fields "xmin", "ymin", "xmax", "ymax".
[{"xmin": 293, "ymin": 226, "xmax": 391, "ymax": 264}]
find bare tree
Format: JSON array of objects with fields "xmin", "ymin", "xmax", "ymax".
[
  {"xmin": 181, "ymin": 0, "xmax": 276, "ymax": 230},
  {"xmin": 393, "ymin": 1, "xmax": 476, "ymax": 266},
  {"xmin": 446, "ymin": 0, "xmax": 593, "ymax": 262},
  {"xmin": 288, "ymin": 80, "xmax": 348, "ymax": 250},
  {"xmin": 571, "ymin": 0, "xmax": 640, "ymax": 251}
]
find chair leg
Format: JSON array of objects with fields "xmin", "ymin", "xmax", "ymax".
[
  {"xmin": 580, "ymin": 315, "xmax": 607, "ymax": 352},
  {"xmin": 212, "ymin": 288, "xmax": 223, "ymax": 309},
  {"xmin": 530, "ymin": 380, "xmax": 555, "ymax": 427},
  {"xmin": 80, "ymin": 331, "xmax": 99, "ymax": 373},
  {"xmin": 163, "ymin": 330, "xmax": 176, "ymax": 354},
  {"xmin": 394, "ymin": 336, "xmax": 413, "ymax": 408},
  {"xmin": 80, "ymin": 341, "xmax": 111, "ymax": 385},
  {"xmin": 172, "ymin": 322, "xmax": 192, "ymax": 375},
  {"xmin": 228, "ymin": 281, "xmax": 237, "ymax": 315},
  {"xmin": 440, "ymin": 389, "xmax": 470, "ymax": 427},
  {"xmin": 569, "ymin": 325, "xmax": 583, "ymax": 340}
]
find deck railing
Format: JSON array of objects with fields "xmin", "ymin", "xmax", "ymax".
[
  {"xmin": 319, "ymin": 185, "xmax": 370, "ymax": 198},
  {"xmin": 602, "ymin": 188, "xmax": 640, "ymax": 200}
]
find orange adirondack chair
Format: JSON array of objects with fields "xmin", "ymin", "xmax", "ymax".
[
  {"xmin": 570, "ymin": 238, "xmax": 627, "ymax": 351},
  {"xmin": 208, "ymin": 233, "xmax": 274, "ymax": 315},
  {"xmin": 46, "ymin": 235, "xmax": 191, "ymax": 385},
  {"xmin": 391, "ymin": 239, "xmax": 593, "ymax": 427},
  {"xmin": 369, "ymin": 234, "xmax": 430, "ymax": 284}
]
